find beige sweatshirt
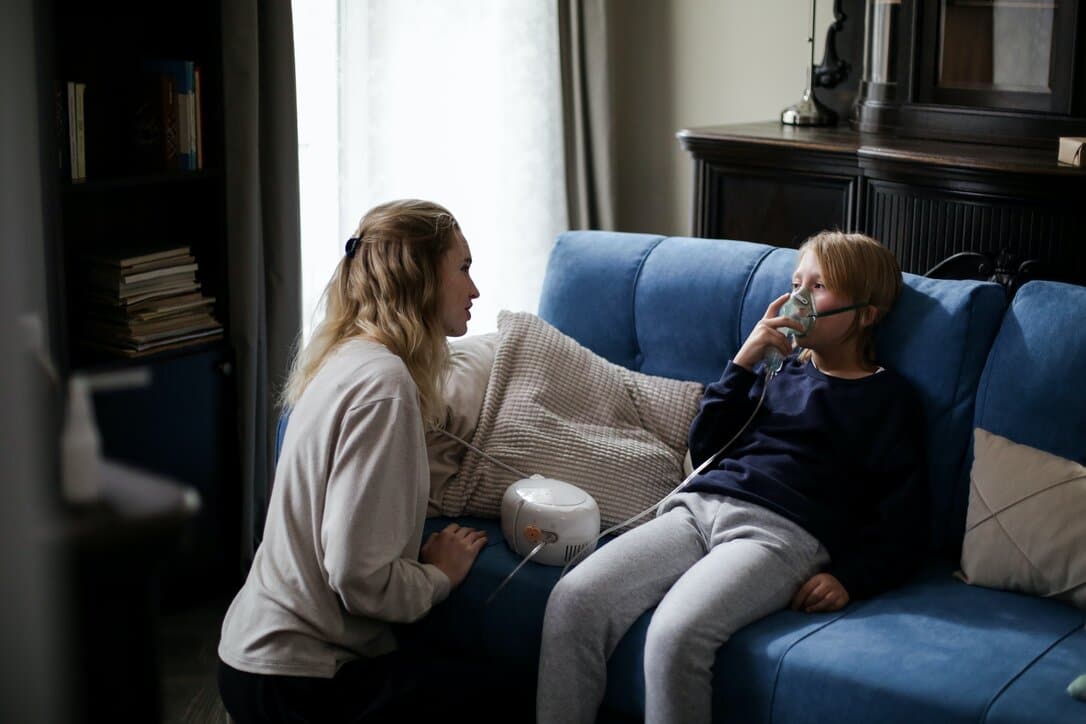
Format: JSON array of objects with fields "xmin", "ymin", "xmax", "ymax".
[{"xmin": 218, "ymin": 339, "xmax": 451, "ymax": 678}]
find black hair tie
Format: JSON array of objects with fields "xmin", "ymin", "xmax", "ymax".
[{"xmin": 345, "ymin": 236, "xmax": 361, "ymax": 259}]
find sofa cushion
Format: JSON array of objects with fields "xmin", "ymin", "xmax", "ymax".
[
  {"xmin": 599, "ymin": 565, "xmax": 1086, "ymax": 723},
  {"xmin": 438, "ymin": 311, "xmax": 703, "ymax": 529},
  {"xmin": 974, "ymin": 280, "xmax": 1086, "ymax": 465},
  {"xmin": 537, "ymin": 231, "xmax": 665, "ymax": 371},
  {"xmin": 960, "ymin": 428, "xmax": 1086, "ymax": 608}
]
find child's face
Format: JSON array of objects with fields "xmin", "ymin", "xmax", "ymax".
[{"xmin": 791, "ymin": 251, "xmax": 861, "ymax": 353}]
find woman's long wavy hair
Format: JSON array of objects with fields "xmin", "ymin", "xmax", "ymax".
[
  {"xmin": 797, "ymin": 231, "xmax": 903, "ymax": 367},
  {"xmin": 281, "ymin": 199, "xmax": 459, "ymax": 425}
]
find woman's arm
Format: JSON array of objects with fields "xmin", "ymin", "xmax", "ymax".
[{"xmin": 320, "ymin": 396, "xmax": 478, "ymax": 623}]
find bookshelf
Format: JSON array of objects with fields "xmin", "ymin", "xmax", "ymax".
[{"xmin": 44, "ymin": 0, "xmax": 239, "ymax": 607}]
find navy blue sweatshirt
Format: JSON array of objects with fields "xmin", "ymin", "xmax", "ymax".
[{"xmin": 684, "ymin": 356, "xmax": 928, "ymax": 599}]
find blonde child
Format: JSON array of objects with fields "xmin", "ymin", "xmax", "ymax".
[{"xmin": 537, "ymin": 232, "xmax": 927, "ymax": 724}]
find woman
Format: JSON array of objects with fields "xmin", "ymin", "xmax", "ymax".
[{"xmin": 218, "ymin": 199, "xmax": 487, "ymax": 722}]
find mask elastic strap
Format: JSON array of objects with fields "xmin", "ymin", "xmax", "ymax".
[{"xmin": 810, "ymin": 301, "xmax": 869, "ymax": 319}]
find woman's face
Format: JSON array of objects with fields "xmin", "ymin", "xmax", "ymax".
[{"xmin": 438, "ymin": 230, "xmax": 480, "ymax": 337}]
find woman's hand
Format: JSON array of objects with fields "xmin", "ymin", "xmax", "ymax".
[
  {"xmin": 732, "ymin": 292, "xmax": 805, "ymax": 371},
  {"xmin": 420, "ymin": 522, "xmax": 488, "ymax": 588},
  {"xmin": 790, "ymin": 572, "xmax": 850, "ymax": 613}
]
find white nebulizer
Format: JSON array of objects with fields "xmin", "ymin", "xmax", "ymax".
[{"xmin": 763, "ymin": 286, "xmax": 816, "ymax": 376}]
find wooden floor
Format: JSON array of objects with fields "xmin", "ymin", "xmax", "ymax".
[{"xmin": 157, "ymin": 596, "xmax": 232, "ymax": 724}]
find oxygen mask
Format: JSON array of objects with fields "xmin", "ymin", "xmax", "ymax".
[{"xmin": 764, "ymin": 286, "xmax": 816, "ymax": 375}]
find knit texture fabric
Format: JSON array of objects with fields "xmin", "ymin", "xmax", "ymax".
[{"xmin": 439, "ymin": 311, "xmax": 703, "ymax": 529}]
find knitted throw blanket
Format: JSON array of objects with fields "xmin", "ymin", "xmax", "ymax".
[{"xmin": 439, "ymin": 311, "xmax": 704, "ymax": 529}]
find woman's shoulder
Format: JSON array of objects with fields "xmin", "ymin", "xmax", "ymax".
[{"xmin": 315, "ymin": 338, "xmax": 418, "ymax": 404}]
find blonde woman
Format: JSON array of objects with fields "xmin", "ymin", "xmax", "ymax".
[{"xmin": 218, "ymin": 199, "xmax": 486, "ymax": 723}]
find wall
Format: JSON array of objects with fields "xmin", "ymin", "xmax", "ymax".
[
  {"xmin": 0, "ymin": 2, "xmax": 64, "ymax": 722},
  {"xmin": 611, "ymin": 0, "xmax": 839, "ymax": 236}
]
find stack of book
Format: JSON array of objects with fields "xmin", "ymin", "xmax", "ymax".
[{"xmin": 80, "ymin": 243, "xmax": 223, "ymax": 358}]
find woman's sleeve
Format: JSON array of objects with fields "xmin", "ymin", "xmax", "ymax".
[
  {"xmin": 688, "ymin": 361, "xmax": 761, "ymax": 467},
  {"xmin": 320, "ymin": 396, "xmax": 451, "ymax": 623}
]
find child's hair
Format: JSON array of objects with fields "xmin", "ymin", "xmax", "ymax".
[
  {"xmin": 281, "ymin": 199, "xmax": 460, "ymax": 425},
  {"xmin": 797, "ymin": 230, "xmax": 902, "ymax": 366}
]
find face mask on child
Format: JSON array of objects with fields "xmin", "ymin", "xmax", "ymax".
[{"xmin": 764, "ymin": 287, "xmax": 870, "ymax": 375}]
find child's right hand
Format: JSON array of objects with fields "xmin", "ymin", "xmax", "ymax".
[
  {"xmin": 421, "ymin": 522, "xmax": 488, "ymax": 588},
  {"xmin": 732, "ymin": 292, "xmax": 806, "ymax": 371}
]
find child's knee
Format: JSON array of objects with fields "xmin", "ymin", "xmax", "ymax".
[{"xmin": 544, "ymin": 573, "xmax": 601, "ymax": 629}]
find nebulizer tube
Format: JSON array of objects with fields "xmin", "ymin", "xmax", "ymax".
[{"xmin": 559, "ymin": 379, "xmax": 772, "ymax": 578}]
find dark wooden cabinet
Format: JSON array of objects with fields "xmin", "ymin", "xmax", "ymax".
[
  {"xmin": 853, "ymin": 0, "xmax": 1086, "ymax": 147},
  {"xmin": 679, "ymin": 121, "xmax": 1086, "ymax": 287}
]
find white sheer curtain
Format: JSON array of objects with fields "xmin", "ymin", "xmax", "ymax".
[{"xmin": 293, "ymin": 0, "xmax": 567, "ymax": 340}]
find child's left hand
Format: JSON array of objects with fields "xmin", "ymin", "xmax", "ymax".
[{"xmin": 790, "ymin": 573, "xmax": 850, "ymax": 613}]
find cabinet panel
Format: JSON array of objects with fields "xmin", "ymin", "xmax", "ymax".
[
  {"xmin": 862, "ymin": 179, "xmax": 1086, "ymax": 281},
  {"xmin": 681, "ymin": 122, "xmax": 1086, "ymax": 290},
  {"xmin": 698, "ymin": 163, "xmax": 857, "ymax": 248}
]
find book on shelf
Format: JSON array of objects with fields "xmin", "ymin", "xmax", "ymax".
[
  {"xmin": 55, "ymin": 82, "xmax": 71, "ymax": 178},
  {"xmin": 84, "ymin": 263, "xmax": 197, "ymax": 290},
  {"xmin": 64, "ymin": 81, "xmax": 87, "ymax": 181},
  {"xmin": 144, "ymin": 60, "xmax": 197, "ymax": 170},
  {"xmin": 83, "ymin": 328, "xmax": 224, "ymax": 359},
  {"xmin": 76, "ymin": 242, "xmax": 222, "ymax": 358},
  {"xmin": 194, "ymin": 64, "xmax": 204, "ymax": 169},
  {"xmin": 83, "ymin": 243, "xmax": 192, "ymax": 268}
]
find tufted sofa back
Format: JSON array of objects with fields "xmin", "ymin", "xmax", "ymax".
[{"xmin": 538, "ymin": 231, "xmax": 1008, "ymax": 556}]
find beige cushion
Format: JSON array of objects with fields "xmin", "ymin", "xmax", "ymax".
[
  {"xmin": 959, "ymin": 428, "xmax": 1086, "ymax": 609},
  {"xmin": 439, "ymin": 311, "xmax": 704, "ymax": 530},
  {"xmin": 426, "ymin": 333, "xmax": 498, "ymax": 516}
]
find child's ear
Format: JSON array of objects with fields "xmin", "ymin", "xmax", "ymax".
[{"xmin": 860, "ymin": 304, "xmax": 878, "ymax": 328}]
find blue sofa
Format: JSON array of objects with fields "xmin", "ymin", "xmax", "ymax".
[{"xmin": 410, "ymin": 231, "xmax": 1086, "ymax": 723}]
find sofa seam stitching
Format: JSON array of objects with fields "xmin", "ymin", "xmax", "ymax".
[
  {"xmin": 629, "ymin": 235, "xmax": 666, "ymax": 371},
  {"xmin": 767, "ymin": 602, "xmax": 868, "ymax": 722},
  {"xmin": 980, "ymin": 621, "xmax": 1082, "ymax": 722},
  {"xmin": 739, "ymin": 247, "xmax": 778, "ymax": 348}
]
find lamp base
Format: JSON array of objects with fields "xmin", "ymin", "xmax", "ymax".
[{"xmin": 780, "ymin": 89, "xmax": 837, "ymax": 126}]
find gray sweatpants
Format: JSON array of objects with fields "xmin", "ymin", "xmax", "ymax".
[{"xmin": 536, "ymin": 492, "xmax": 829, "ymax": 724}]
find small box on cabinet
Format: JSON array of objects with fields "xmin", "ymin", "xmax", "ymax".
[{"xmin": 1057, "ymin": 137, "xmax": 1085, "ymax": 167}]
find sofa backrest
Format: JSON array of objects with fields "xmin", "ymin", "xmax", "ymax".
[
  {"xmin": 538, "ymin": 231, "xmax": 1007, "ymax": 555},
  {"xmin": 973, "ymin": 280, "xmax": 1086, "ymax": 464}
]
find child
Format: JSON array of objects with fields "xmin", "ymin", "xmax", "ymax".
[
  {"xmin": 218, "ymin": 199, "xmax": 488, "ymax": 723},
  {"xmin": 537, "ymin": 231, "xmax": 928, "ymax": 724}
]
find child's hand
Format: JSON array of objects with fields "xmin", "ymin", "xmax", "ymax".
[
  {"xmin": 790, "ymin": 572, "xmax": 850, "ymax": 613},
  {"xmin": 732, "ymin": 292, "xmax": 806, "ymax": 371}
]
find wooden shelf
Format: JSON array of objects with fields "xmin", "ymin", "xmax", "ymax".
[{"xmin": 60, "ymin": 168, "xmax": 222, "ymax": 194}]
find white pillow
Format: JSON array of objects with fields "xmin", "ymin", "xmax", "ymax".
[
  {"xmin": 959, "ymin": 428, "xmax": 1086, "ymax": 609},
  {"xmin": 426, "ymin": 333, "xmax": 498, "ymax": 516}
]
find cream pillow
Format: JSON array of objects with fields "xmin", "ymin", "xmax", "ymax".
[
  {"xmin": 439, "ymin": 311, "xmax": 704, "ymax": 530},
  {"xmin": 426, "ymin": 333, "xmax": 498, "ymax": 516},
  {"xmin": 959, "ymin": 428, "xmax": 1086, "ymax": 609}
]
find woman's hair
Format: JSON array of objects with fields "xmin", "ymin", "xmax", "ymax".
[
  {"xmin": 797, "ymin": 230, "xmax": 902, "ymax": 366},
  {"xmin": 281, "ymin": 199, "xmax": 461, "ymax": 424}
]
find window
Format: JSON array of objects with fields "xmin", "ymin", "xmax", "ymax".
[{"xmin": 293, "ymin": 0, "xmax": 567, "ymax": 340}]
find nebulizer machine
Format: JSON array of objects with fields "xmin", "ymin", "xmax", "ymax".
[{"xmin": 436, "ymin": 285, "xmax": 866, "ymax": 602}]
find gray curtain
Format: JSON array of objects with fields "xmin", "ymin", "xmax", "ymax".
[
  {"xmin": 559, "ymin": 0, "xmax": 617, "ymax": 231},
  {"xmin": 222, "ymin": 0, "xmax": 303, "ymax": 562}
]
